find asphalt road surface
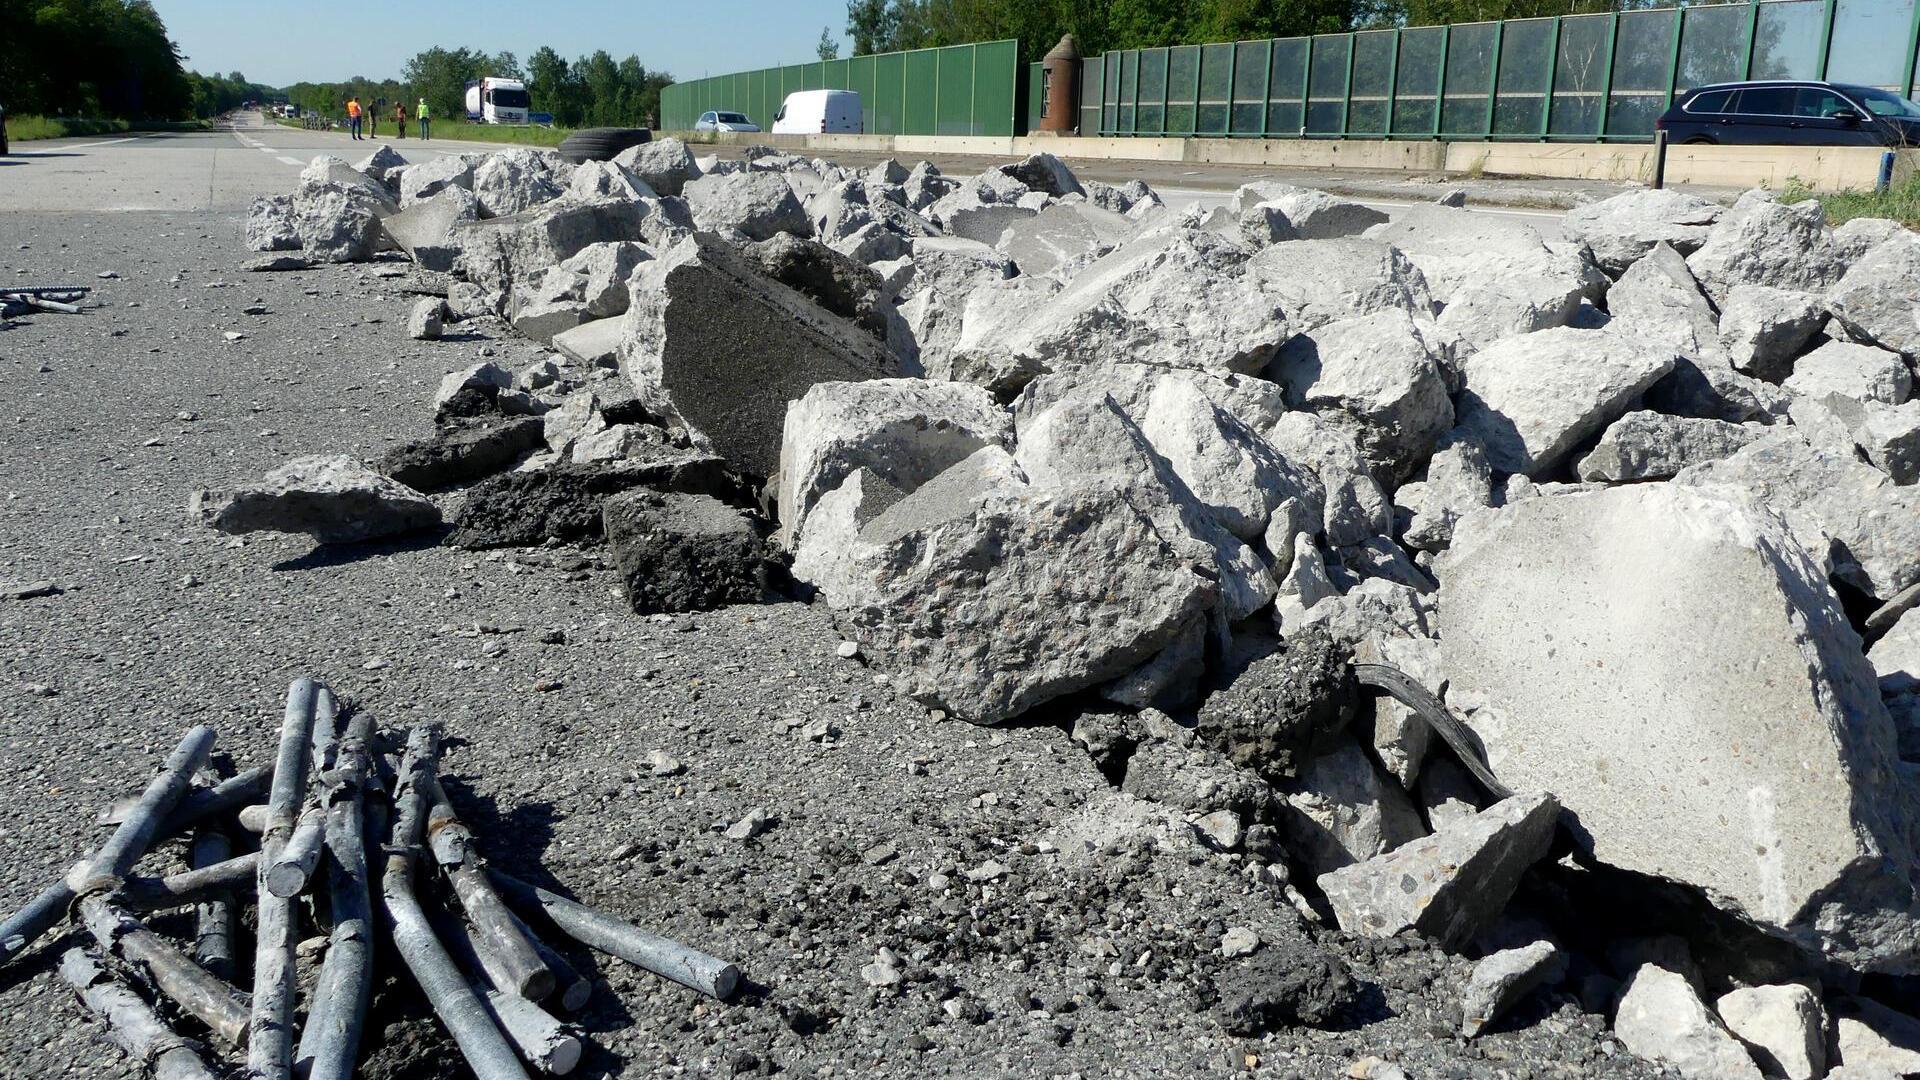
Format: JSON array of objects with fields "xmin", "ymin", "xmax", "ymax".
[
  {"xmin": 0, "ymin": 111, "xmax": 1591, "ymax": 232},
  {"xmin": 0, "ymin": 113, "xmax": 1655, "ymax": 1079}
]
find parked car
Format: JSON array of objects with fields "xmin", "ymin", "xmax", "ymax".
[
  {"xmin": 771, "ymin": 90, "xmax": 862, "ymax": 135},
  {"xmin": 1658, "ymin": 80, "xmax": 1920, "ymax": 146},
  {"xmin": 695, "ymin": 110, "xmax": 761, "ymax": 133}
]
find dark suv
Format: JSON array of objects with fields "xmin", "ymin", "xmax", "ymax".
[{"xmin": 1658, "ymin": 80, "xmax": 1920, "ymax": 146}]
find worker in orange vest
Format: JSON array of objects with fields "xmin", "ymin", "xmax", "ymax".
[{"xmin": 346, "ymin": 97, "xmax": 362, "ymax": 140}]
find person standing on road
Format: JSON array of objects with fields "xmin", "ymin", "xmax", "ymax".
[
  {"xmin": 393, "ymin": 102, "xmax": 407, "ymax": 138},
  {"xmin": 417, "ymin": 98, "xmax": 431, "ymax": 140},
  {"xmin": 347, "ymin": 96, "xmax": 362, "ymax": 140},
  {"xmin": 369, "ymin": 100, "xmax": 378, "ymax": 138}
]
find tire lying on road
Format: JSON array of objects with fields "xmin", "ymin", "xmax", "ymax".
[{"xmin": 557, "ymin": 127, "xmax": 651, "ymax": 164}]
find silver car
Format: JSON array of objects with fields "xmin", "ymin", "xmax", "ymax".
[{"xmin": 695, "ymin": 110, "xmax": 761, "ymax": 133}]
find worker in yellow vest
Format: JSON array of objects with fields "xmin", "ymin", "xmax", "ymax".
[{"xmin": 417, "ymin": 98, "xmax": 431, "ymax": 140}]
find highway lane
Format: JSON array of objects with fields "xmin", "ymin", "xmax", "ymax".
[{"xmin": 2, "ymin": 111, "xmax": 1575, "ymax": 232}]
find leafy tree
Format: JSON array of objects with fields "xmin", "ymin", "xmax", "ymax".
[
  {"xmin": 817, "ymin": 27, "xmax": 842, "ymax": 61},
  {"xmin": 846, "ymin": 0, "xmax": 898, "ymax": 55}
]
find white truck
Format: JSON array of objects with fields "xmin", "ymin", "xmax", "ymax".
[{"xmin": 464, "ymin": 76, "xmax": 530, "ymax": 124}]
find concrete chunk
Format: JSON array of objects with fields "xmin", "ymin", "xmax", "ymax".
[
  {"xmin": 1451, "ymin": 327, "xmax": 1677, "ymax": 477},
  {"xmin": 1616, "ymin": 965, "xmax": 1764, "ymax": 1080},
  {"xmin": 775, "ymin": 378, "xmax": 1010, "ymax": 549},
  {"xmin": 1460, "ymin": 940, "xmax": 1563, "ymax": 1038},
  {"xmin": 1315, "ymin": 792, "xmax": 1560, "ymax": 949},
  {"xmin": 1440, "ymin": 484, "xmax": 1920, "ymax": 971},
  {"xmin": 1715, "ymin": 984, "xmax": 1825, "ymax": 1080},
  {"xmin": 620, "ymin": 232, "xmax": 899, "ymax": 477},
  {"xmin": 190, "ymin": 455, "xmax": 440, "ymax": 544}
]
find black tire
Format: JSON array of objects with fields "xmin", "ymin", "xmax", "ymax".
[
  {"xmin": 557, "ymin": 126, "xmax": 651, "ymax": 164},
  {"xmin": 1681, "ymin": 136, "xmax": 1715, "ymax": 145}
]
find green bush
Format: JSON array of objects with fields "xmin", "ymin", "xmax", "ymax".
[
  {"xmin": 1785, "ymin": 174, "xmax": 1920, "ymax": 229},
  {"xmin": 4, "ymin": 116, "xmax": 130, "ymax": 141}
]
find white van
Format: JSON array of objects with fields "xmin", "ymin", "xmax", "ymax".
[{"xmin": 771, "ymin": 90, "xmax": 862, "ymax": 135}]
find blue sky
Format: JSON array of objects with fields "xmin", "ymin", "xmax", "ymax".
[{"xmin": 154, "ymin": 0, "xmax": 851, "ymax": 87}]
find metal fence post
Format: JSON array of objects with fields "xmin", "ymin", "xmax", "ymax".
[
  {"xmin": 970, "ymin": 44, "xmax": 978, "ymax": 136},
  {"xmin": 1261, "ymin": 40, "xmax": 1275, "ymax": 137},
  {"xmin": 933, "ymin": 48, "xmax": 941, "ymax": 137},
  {"xmin": 1340, "ymin": 34, "xmax": 1356, "ymax": 138},
  {"xmin": 1162, "ymin": 48, "xmax": 1173, "ymax": 136},
  {"xmin": 1385, "ymin": 30, "xmax": 1402, "ymax": 138},
  {"xmin": 1542, "ymin": 17, "xmax": 1562, "ymax": 139},
  {"xmin": 1597, "ymin": 12, "xmax": 1619, "ymax": 141},
  {"xmin": 1225, "ymin": 43, "xmax": 1239, "ymax": 135},
  {"xmin": 1185, "ymin": 47, "xmax": 1197, "ymax": 137},
  {"xmin": 1434, "ymin": 25, "xmax": 1451, "ymax": 138},
  {"xmin": 1484, "ymin": 22, "xmax": 1505, "ymax": 139},
  {"xmin": 1743, "ymin": 0, "xmax": 1763, "ymax": 82},
  {"xmin": 1301, "ymin": 35, "xmax": 1314, "ymax": 137},
  {"xmin": 1663, "ymin": 9, "xmax": 1685, "ymax": 109},
  {"xmin": 1904, "ymin": 0, "xmax": 1920, "ymax": 97},
  {"xmin": 1817, "ymin": 0, "xmax": 1837, "ymax": 80}
]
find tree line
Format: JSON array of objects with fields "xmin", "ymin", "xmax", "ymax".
[
  {"xmin": 282, "ymin": 46, "xmax": 672, "ymax": 127},
  {"xmin": 842, "ymin": 0, "xmax": 1739, "ymax": 64},
  {"xmin": 0, "ymin": 0, "xmax": 266, "ymax": 119}
]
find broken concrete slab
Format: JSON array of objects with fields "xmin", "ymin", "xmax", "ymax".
[
  {"xmin": 406, "ymin": 297, "xmax": 445, "ymax": 341},
  {"xmin": 1676, "ymin": 429, "xmax": 1920, "ymax": 601},
  {"xmin": 509, "ymin": 266, "xmax": 590, "ymax": 346},
  {"xmin": 1615, "ymin": 965, "xmax": 1765, "ymax": 1080},
  {"xmin": 958, "ymin": 227, "xmax": 1289, "ymax": 382},
  {"xmin": 619, "ymin": 232, "xmax": 900, "ymax": 478},
  {"xmin": 1717, "ymin": 284, "xmax": 1827, "ymax": 382},
  {"xmin": 1829, "ymin": 230, "xmax": 1920, "ymax": 357},
  {"xmin": 190, "ymin": 455, "xmax": 440, "ymax": 544},
  {"xmin": 1269, "ymin": 309, "xmax": 1455, "ymax": 483},
  {"xmin": 1247, "ymin": 238, "xmax": 1434, "ymax": 333},
  {"xmin": 1572, "ymin": 411, "xmax": 1764, "ymax": 483},
  {"xmin": 454, "ymin": 196, "xmax": 662, "ymax": 298},
  {"xmin": 566, "ymin": 159, "xmax": 657, "ymax": 203},
  {"xmin": 775, "ymin": 378, "xmax": 1010, "ymax": 549},
  {"xmin": 471, "ymin": 147, "xmax": 572, "ymax": 217},
  {"xmin": 1450, "ymin": 327, "xmax": 1677, "ymax": 477},
  {"xmin": 612, "ymin": 138, "xmax": 700, "ymax": 197},
  {"xmin": 1685, "ymin": 197, "xmax": 1846, "ymax": 303},
  {"xmin": 398, "ymin": 152, "xmax": 479, "ymax": 207},
  {"xmin": 1795, "ymin": 392, "xmax": 1920, "ymax": 484},
  {"xmin": 993, "ymin": 201, "xmax": 1135, "ymax": 279},
  {"xmin": 558, "ymin": 240, "xmax": 651, "ymax": 318},
  {"xmin": 1560, "ymin": 188, "xmax": 1723, "ymax": 275},
  {"xmin": 1606, "ymin": 241, "xmax": 1722, "ymax": 363},
  {"xmin": 1783, "ymin": 339, "xmax": 1913, "ymax": 406},
  {"xmin": 1316, "ymin": 792, "xmax": 1560, "ymax": 949},
  {"xmin": 1274, "ymin": 737, "xmax": 1427, "ymax": 877},
  {"xmin": 246, "ymin": 195, "xmax": 300, "ymax": 252},
  {"xmin": 353, "ymin": 144, "xmax": 409, "ymax": 188},
  {"xmin": 290, "ymin": 180, "xmax": 386, "ymax": 263},
  {"xmin": 820, "ymin": 471, "xmax": 1218, "ymax": 725},
  {"xmin": 682, "ymin": 171, "xmax": 811, "ymax": 241},
  {"xmin": 382, "ymin": 186, "xmax": 481, "ymax": 272},
  {"xmin": 1715, "ymin": 984, "xmax": 1825, "ymax": 1080},
  {"xmin": 1013, "ymin": 390, "xmax": 1277, "ymax": 623},
  {"xmin": 1460, "ymin": 940, "xmax": 1563, "ymax": 1038},
  {"xmin": 549, "ymin": 318, "xmax": 624, "ymax": 370},
  {"xmin": 1441, "ymin": 483, "xmax": 1920, "ymax": 971}
]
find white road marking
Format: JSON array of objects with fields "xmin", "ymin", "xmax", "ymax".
[
  {"xmin": 17, "ymin": 134, "xmax": 149, "ymax": 153},
  {"xmin": 277, "ymin": 156, "xmax": 304, "ymax": 166}
]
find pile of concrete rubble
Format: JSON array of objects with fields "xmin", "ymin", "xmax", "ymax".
[{"xmin": 234, "ymin": 137, "xmax": 1920, "ymax": 1078}]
